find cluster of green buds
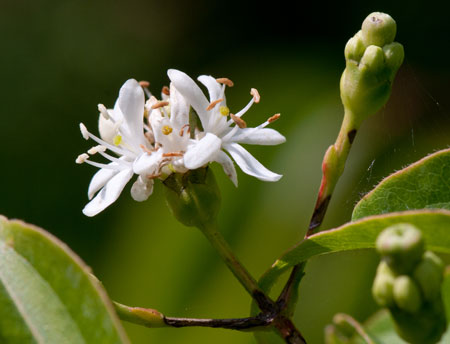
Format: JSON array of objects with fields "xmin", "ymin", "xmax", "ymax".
[
  {"xmin": 372, "ymin": 224, "xmax": 447, "ymax": 344},
  {"xmin": 341, "ymin": 12, "xmax": 404, "ymax": 127}
]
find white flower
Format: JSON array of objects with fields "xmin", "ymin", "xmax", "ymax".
[
  {"xmin": 168, "ymin": 69, "xmax": 286, "ymax": 186},
  {"xmin": 77, "ymin": 79, "xmax": 165, "ymax": 216}
]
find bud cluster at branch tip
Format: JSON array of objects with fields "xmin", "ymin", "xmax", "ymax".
[
  {"xmin": 372, "ymin": 223, "xmax": 446, "ymax": 344},
  {"xmin": 340, "ymin": 12, "xmax": 404, "ymax": 127}
]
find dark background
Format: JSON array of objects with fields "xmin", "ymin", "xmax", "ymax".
[{"xmin": 1, "ymin": 1, "xmax": 449, "ymax": 343}]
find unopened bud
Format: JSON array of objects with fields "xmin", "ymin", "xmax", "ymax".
[
  {"xmin": 393, "ymin": 275, "xmax": 422, "ymax": 313},
  {"xmin": 360, "ymin": 45, "xmax": 384, "ymax": 74},
  {"xmin": 383, "ymin": 42, "xmax": 405, "ymax": 72},
  {"xmin": 361, "ymin": 12, "xmax": 397, "ymax": 47},
  {"xmin": 372, "ymin": 260, "xmax": 396, "ymax": 307},
  {"xmin": 344, "ymin": 31, "xmax": 365, "ymax": 61},
  {"xmin": 163, "ymin": 167, "xmax": 221, "ymax": 228},
  {"xmin": 376, "ymin": 223, "xmax": 424, "ymax": 274},
  {"xmin": 413, "ymin": 251, "xmax": 444, "ymax": 302}
]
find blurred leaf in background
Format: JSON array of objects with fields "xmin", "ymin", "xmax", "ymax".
[{"xmin": 1, "ymin": 0, "xmax": 449, "ymax": 343}]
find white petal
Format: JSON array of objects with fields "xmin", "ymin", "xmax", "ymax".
[
  {"xmin": 82, "ymin": 168, "xmax": 134, "ymax": 216},
  {"xmin": 167, "ymin": 69, "xmax": 209, "ymax": 128},
  {"xmin": 117, "ymin": 79, "xmax": 146, "ymax": 146},
  {"xmin": 224, "ymin": 143, "xmax": 282, "ymax": 182},
  {"xmin": 133, "ymin": 150, "xmax": 163, "ymax": 175},
  {"xmin": 227, "ymin": 128, "xmax": 286, "ymax": 145},
  {"xmin": 214, "ymin": 150, "xmax": 238, "ymax": 187},
  {"xmin": 184, "ymin": 133, "xmax": 222, "ymax": 169},
  {"xmin": 169, "ymin": 83, "xmax": 190, "ymax": 129},
  {"xmin": 198, "ymin": 75, "xmax": 223, "ymax": 102},
  {"xmin": 87, "ymin": 164, "xmax": 119, "ymax": 200},
  {"xmin": 131, "ymin": 176, "xmax": 154, "ymax": 202},
  {"xmin": 98, "ymin": 114, "xmax": 117, "ymax": 144}
]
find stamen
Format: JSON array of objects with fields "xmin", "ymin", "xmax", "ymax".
[
  {"xmin": 79, "ymin": 123, "xmax": 90, "ymax": 140},
  {"xmin": 179, "ymin": 124, "xmax": 190, "ymax": 136},
  {"xmin": 219, "ymin": 106, "xmax": 230, "ymax": 116},
  {"xmin": 76, "ymin": 153, "xmax": 89, "ymax": 164},
  {"xmin": 268, "ymin": 113, "xmax": 281, "ymax": 123},
  {"xmin": 88, "ymin": 145, "xmax": 107, "ymax": 155},
  {"xmin": 98, "ymin": 104, "xmax": 110, "ymax": 120},
  {"xmin": 206, "ymin": 98, "xmax": 224, "ymax": 111},
  {"xmin": 140, "ymin": 144, "xmax": 153, "ymax": 154},
  {"xmin": 151, "ymin": 101, "xmax": 169, "ymax": 109},
  {"xmin": 113, "ymin": 135, "xmax": 123, "ymax": 146},
  {"xmin": 230, "ymin": 114, "xmax": 247, "ymax": 128},
  {"xmin": 250, "ymin": 88, "xmax": 260, "ymax": 103},
  {"xmin": 139, "ymin": 81, "xmax": 150, "ymax": 88},
  {"xmin": 162, "ymin": 125, "xmax": 173, "ymax": 135},
  {"xmin": 216, "ymin": 78, "xmax": 234, "ymax": 87},
  {"xmin": 162, "ymin": 86, "xmax": 170, "ymax": 96},
  {"xmin": 162, "ymin": 152, "xmax": 184, "ymax": 157}
]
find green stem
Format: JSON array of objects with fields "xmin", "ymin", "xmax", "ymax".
[{"xmin": 198, "ymin": 220, "xmax": 276, "ymax": 313}]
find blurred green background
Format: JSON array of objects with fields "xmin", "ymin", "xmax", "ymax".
[{"xmin": 1, "ymin": 1, "xmax": 450, "ymax": 343}]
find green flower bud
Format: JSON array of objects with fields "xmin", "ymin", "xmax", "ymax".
[
  {"xmin": 393, "ymin": 275, "xmax": 422, "ymax": 313},
  {"xmin": 376, "ymin": 223, "xmax": 424, "ymax": 274},
  {"xmin": 340, "ymin": 12, "xmax": 404, "ymax": 126},
  {"xmin": 361, "ymin": 12, "xmax": 396, "ymax": 47},
  {"xmin": 372, "ymin": 260, "xmax": 396, "ymax": 307},
  {"xmin": 163, "ymin": 167, "xmax": 221, "ymax": 228},
  {"xmin": 413, "ymin": 251, "xmax": 444, "ymax": 301},
  {"xmin": 390, "ymin": 300, "xmax": 447, "ymax": 344}
]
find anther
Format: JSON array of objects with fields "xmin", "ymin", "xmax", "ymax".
[
  {"xmin": 219, "ymin": 106, "xmax": 230, "ymax": 116},
  {"xmin": 88, "ymin": 145, "xmax": 107, "ymax": 155},
  {"xmin": 140, "ymin": 144, "xmax": 153, "ymax": 154},
  {"xmin": 79, "ymin": 123, "xmax": 89, "ymax": 140},
  {"xmin": 179, "ymin": 124, "xmax": 190, "ymax": 136},
  {"xmin": 139, "ymin": 81, "xmax": 150, "ymax": 88},
  {"xmin": 230, "ymin": 114, "xmax": 247, "ymax": 128},
  {"xmin": 76, "ymin": 153, "xmax": 89, "ymax": 164},
  {"xmin": 250, "ymin": 88, "xmax": 260, "ymax": 103},
  {"xmin": 206, "ymin": 98, "xmax": 224, "ymax": 111},
  {"xmin": 268, "ymin": 113, "xmax": 280, "ymax": 123},
  {"xmin": 152, "ymin": 101, "xmax": 169, "ymax": 109},
  {"xmin": 162, "ymin": 152, "xmax": 184, "ymax": 157},
  {"xmin": 98, "ymin": 104, "xmax": 110, "ymax": 120},
  {"xmin": 113, "ymin": 135, "xmax": 122, "ymax": 146},
  {"xmin": 162, "ymin": 125, "xmax": 173, "ymax": 135},
  {"xmin": 162, "ymin": 86, "xmax": 170, "ymax": 96},
  {"xmin": 216, "ymin": 78, "xmax": 234, "ymax": 87}
]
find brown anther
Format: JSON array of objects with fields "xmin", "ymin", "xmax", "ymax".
[
  {"xmin": 140, "ymin": 144, "xmax": 154, "ymax": 154},
  {"xmin": 230, "ymin": 114, "xmax": 247, "ymax": 128},
  {"xmin": 216, "ymin": 78, "xmax": 234, "ymax": 87},
  {"xmin": 162, "ymin": 152, "xmax": 184, "ymax": 157},
  {"xmin": 151, "ymin": 101, "xmax": 169, "ymax": 109},
  {"xmin": 162, "ymin": 86, "xmax": 170, "ymax": 96},
  {"xmin": 147, "ymin": 173, "xmax": 162, "ymax": 180},
  {"xmin": 206, "ymin": 98, "xmax": 224, "ymax": 111},
  {"xmin": 139, "ymin": 81, "xmax": 150, "ymax": 88},
  {"xmin": 179, "ymin": 124, "xmax": 190, "ymax": 137},
  {"xmin": 268, "ymin": 113, "xmax": 281, "ymax": 123},
  {"xmin": 250, "ymin": 88, "xmax": 260, "ymax": 103}
]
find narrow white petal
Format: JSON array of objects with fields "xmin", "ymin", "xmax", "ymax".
[
  {"xmin": 131, "ymin": 176, "xmax": 154, "ymax": 202},
  {"xmin": 87, "ymin": 164, "xmax": 119, "ymax": 200},
  {"xmin": 227, "ymin": 128, "xmax": 286, "ymax": 145},
  {"xmin": 224, "ymin": 143, "xmax": 282, "ymax": 182},
  {"xmin": 167, "ymin": 69, "xmax": 209, "ymax": 128},
  {"xmin": 82, "ymin": 168, "xmax": 134, "ymax": 216},
  {"xmin": 117, "ymin": 79, "xmax": 146, "ymax": 146},
  {"xmin": 169, "ymin": 83, "xmax": 190, "ymax": 129},
  {"xmin": 184, "ymin": 133, "xmax": 222, "ymax": 169},
  {"xmin": 133, "ymin": 150, "xmax": 163, "ymax": 175},
  {"xmin": 214, "ymin": 150, "xmax": 238, "ymax": 187},
  {"xmin": 198, "ymin": 75, "xmax": 223, "ymax": 102}
]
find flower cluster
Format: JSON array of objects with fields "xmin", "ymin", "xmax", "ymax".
[{"xmin": 76, "ymin": 70, "xmax": 286, "ymax": 216}]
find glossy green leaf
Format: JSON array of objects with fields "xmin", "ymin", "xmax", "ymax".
[
  {"xmin": 353, "ymin": 148, "xmax": 450, "ymax": 220},
  {"xmin": 0, "ymin": 216, "xmax": 129, "ymax": 343},
  {"xmin": 257, "ymin": 210, "xmax": 450, "ymax": 302}
]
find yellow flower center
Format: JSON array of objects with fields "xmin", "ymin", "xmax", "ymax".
[
  {"xmin": 113, "ymin": 135, "xmax": 122, "ymax": 146},
  {"xmin": 162, "ymin": 125, "xmax": 173, "ymax": 135},
  {"xmin": 219, "ymin": 106, "xmax": 230, "ymax": 116}
]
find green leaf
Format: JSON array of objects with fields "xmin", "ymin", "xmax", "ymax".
[
  {"xmin": 258, "ymin": 210, "xmax": 450, "ymax": 302},
  {"xmin": 0, "ymin": 216, "xmax": 129, "ymax": 343},
  {"xmin": 353, "ymin": 148, "xmax": 450, "ymax": 220}
]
